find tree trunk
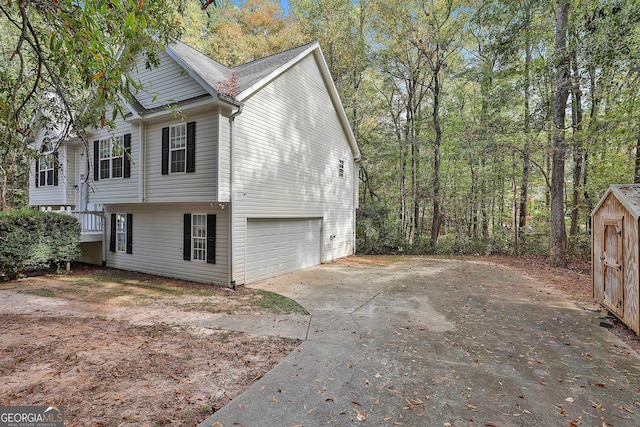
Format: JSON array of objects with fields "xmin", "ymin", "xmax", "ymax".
[
  {"xmin": 430, "ymin": 66, "xmax": 443, "ymax": 248},
  {"xmin": 0, "ymin": 166, "xmax": 7, "ymax": 211},
  {"xmin": 550, "ymin": 0, "xmax": 570, "ymax": 268},
  {"xmin": 569, "ymin": 47, "xmax": 583, "ymax": 239},
  {"xmin": 519, "ymin": 6, "xmax": 532, "ymax": 231}
]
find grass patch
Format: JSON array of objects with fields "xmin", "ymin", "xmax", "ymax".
[
  {"xmin": 6, "ymin": 266, "xmax": 309, "ymax": 315},
  {"xmin": 251, "ymin": 290, "xmax": 308, "ymax": 315}
]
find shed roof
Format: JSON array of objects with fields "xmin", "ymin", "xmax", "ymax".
[{"xmin": 592, "ymin": 184, "xmax": 640, "ymax": 220}]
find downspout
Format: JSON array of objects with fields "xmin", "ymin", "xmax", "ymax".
[
  {"xmin": 229, "ymin": 104, "xmax": 243, "ymax": 290},
  {"xmin": 139, "ymin": 122, "xmax": 146, "ymax": 202},
  {"xmin": 353, "ymin": 156, "xmax": 363, "ymax": 255}
]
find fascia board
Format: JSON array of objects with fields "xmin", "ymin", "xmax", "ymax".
[
  {"xmin": 165, "ymin": 44, "xmax": 219, "ymax": 99},
  {"xmin": 236, "ymin": 43, "xmax": 318, "ymax": 102}
]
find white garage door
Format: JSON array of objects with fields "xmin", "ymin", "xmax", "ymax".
[{"xmin": 245, "ymin": 218, "xmax": 322, "ymax": 283}]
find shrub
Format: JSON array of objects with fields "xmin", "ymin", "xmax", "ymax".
[{"xmin": 0, "ymin": 209, "xmax": 81, "ymax": 280}]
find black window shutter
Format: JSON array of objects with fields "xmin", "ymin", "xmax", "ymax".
[
  {"xmin": 183, "ymin": 214, "xmax": 191, "ymax": 260},
  {"xmin": 93, "ymin": 140, "xmax": 99, "ymax": 181},
  {"xmin": 126, "ymin": 213, "xmax": 133, "ymax": 254},
  {"xmin": 109, "ymin": 213, "xmax": 116, "ymax": 252},
  {"xmin": 186, "ymin": 121, "xmax": 196, "ymax": 173},
  {"xmin": 162, "ymin": 127, "xmax": 169, "ymax": 175},
  {"xmin": 123, "ymin": 134, "xmax": 131, "ymax": 178},
  {"xmin": 35, "ymin": 159, "xmax": 39, "ymax": 188},
  {"xmin": 53, "ymin": 152, "xmax": 59, "ymax": 186},
  {"xmin": 206, "ymin": 214, "xmax": 216, "ymax": 264}
]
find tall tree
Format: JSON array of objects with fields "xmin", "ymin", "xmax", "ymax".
[
  {"xmin": 185, "ymin": 0, "xmax": 304, "ymax": 67},
  {"xmin": 418, "ymin": 0, "xmax": 465, "ymax": 247},
  {"xmin": 550, "ymin": 0, "xmax": 570, "ymax": 267}
]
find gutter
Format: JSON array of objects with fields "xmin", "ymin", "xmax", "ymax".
[{"xmin": 228, "ymin": 103, "xmax": 243, "ymax": 290}]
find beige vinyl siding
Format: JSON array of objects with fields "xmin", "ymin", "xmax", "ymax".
[
  {"xmin": 88, "ymin": 118, "xmax": 140, "ymax": 205},
  {"xmin": 65, "ymin": 144, "xmax": 78, "ymax": 206},
  {"xmin": 105, "ymin": 203, "xmax": 229, "ymax": 285},
  {"xmin": 233, "ymin": 54, "xmax": 356, "ymax": 284},
  {"xmin": 145, "ymin": 112, "xmax": 218, "ymax": 202},
  {"xmin": 29, "ymin": 131, "xmax": 77, "ymax": 208},
  {"xmin": 131, "ymin": 50, "xmax": 209, "ymax": 110}
]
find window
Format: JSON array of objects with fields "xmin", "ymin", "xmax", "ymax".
[
  {"xmin": 192, "ymin": 214, "xmax": 207, "ymax": 261},
  {"xmin": 162, "ymin": 122, "xmax": 195, "ymax": 175},
  {"xmin": 99, "ymin": 136, "xmax": 124, "ymax": 179},
  {"xmin": 338, "ymin": 160, "xmax": 345, "ymax": 178},
  {"xmin": 110, "ymin": 213, "xmax": 132, "ymax": 254},
  {"xmin": 35, "ymin": 142, "xmax": 57, "ymax": 187},
  {"xmin": 183, "ymin": 213, "xmax": 216, "ymax": 264},
  {"xmin": 93, "ymin": 134, "xmax": 130, "ymax": 181},
  {"xmin": 38, "ymin": 155, "xmax": 55, "ymax": 187},
  {"xmin": 116, "ymin": 214, "xmax": 127, "ymax": 253},
  {"xmin": 170, "ymin": 123, "xmax": 187, "ymax": 173}
]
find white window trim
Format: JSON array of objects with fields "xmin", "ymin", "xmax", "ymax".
[
  {"xmin": 116, "ymin": 213, "xmax": 127, "ymax": 253},
  {"xmin": 38, "ymin": 150, "xmax": 55, "ymax": 187},
  {"xmin": 191, "ymin": 213, "xmax": 207, "ymax": 262},
  {"xmin": 99, "ymin": 135, "xmax": 124, "ymax": 180},
  {"xmin": 170, "ymin": 123, "xmax": 187, "ymax": 174}
]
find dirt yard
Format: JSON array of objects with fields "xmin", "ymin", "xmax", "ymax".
[
  {"xmin": 1, "ymin": 255, "xmax": 637, "ymax": 426},
  {"xmin": 0, "ymin": 266, "xmax": 302, "ymax": 426}
]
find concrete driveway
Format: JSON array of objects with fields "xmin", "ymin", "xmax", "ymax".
[{"xmin": 199, "ymin": 257, "xmax": 640, "ymax": 426}]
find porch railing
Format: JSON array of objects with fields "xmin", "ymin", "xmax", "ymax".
[
  {"xmin": 41, "ymin": 206, "xmax": 104, "ymax": 234},
  {"xmin": 72, "ymin": 210, "xmax": 104, "ymax": 234}
]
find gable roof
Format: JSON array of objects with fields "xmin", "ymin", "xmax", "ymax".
[
  {"xmin": 163, "ymin": 41, "xmax": 361, "ymax": 160},
  {"xmin": 166, "ymin": 42, "xmax": 232, "ymax": 97},
  {"xmin": 233, "ymin": 43, "xmax": 316, "ymax": 96},
  {"xmin": 592, "ymin": 184, "xmax": 640, "ymax": 219}
]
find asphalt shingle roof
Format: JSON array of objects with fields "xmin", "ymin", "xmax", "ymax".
[
  {"xmin": 232, "ymin": 43, "xmax": 315, "ymax": 92},
  {"xmin": 169, "ymin": 41, "xmax": 316, "ymax": 96}
]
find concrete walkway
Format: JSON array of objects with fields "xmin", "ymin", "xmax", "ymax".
[{"xmin": 199, "ymin": 258, "xmax": 640, "ymax": 427}]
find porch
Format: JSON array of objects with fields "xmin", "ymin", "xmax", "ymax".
[{"xmin": 40, "ymin": 206, "xmax": 105, "ymax": 243}]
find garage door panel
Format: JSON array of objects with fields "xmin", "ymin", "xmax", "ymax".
[{"xmin": 246, "ymin": 218, "xmax": 321, "ymax": 283}]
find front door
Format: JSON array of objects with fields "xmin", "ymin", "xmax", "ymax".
[{"xmin": 602, "ymin": 217, "xmax": 624, "ymax": 316}]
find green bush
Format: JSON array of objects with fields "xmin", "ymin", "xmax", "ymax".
[{"xmin": 0, "ymin": 209, "xmax": 81, "ymax": 280}]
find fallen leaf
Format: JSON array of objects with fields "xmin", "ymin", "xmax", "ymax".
[
  {"xmin": 565, "ymin": 397, "xmax": 575, "ymax": 403},
  {"xmin": 615, "ymin": 404, "xmax": 634, "ymax": 414},
  {"xmin": 353, "ymin": 407, "xmax": 367, "ymax": 421}
]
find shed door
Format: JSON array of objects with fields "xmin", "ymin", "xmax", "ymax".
[
  {"xmin": 601, "ymin": 217, "xmax": 624, "ymax": 316},
  {"xmin": 245, "ymin": 218, "xmax": 322, "ymax": 283}
]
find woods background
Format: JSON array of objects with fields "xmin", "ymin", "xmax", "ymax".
[{"xmin": 3, "ymin": 0, "xmax": 640, "ymax": 267}]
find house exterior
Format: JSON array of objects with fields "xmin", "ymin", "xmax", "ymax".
[{"xmin": 28, "ymin": 42, "xmax": 362, "ymax": 287}]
